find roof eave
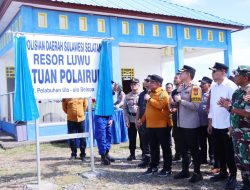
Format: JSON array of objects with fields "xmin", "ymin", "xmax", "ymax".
[{"xmin": 0, "ymin": 0, "xmax": 245, "ymax": 33}]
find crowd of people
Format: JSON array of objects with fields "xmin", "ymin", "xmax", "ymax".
[{"xmin": 62, "ymin": 62, "xmax": 250, "ymax": 190}]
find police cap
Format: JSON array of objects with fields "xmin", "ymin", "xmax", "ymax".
[
  {"xmin": 209, "ymin": 62, "xmax": 228, "ymax": 72},
  {"xmin": 178, "ymin": 65, "xmax": 196, "ymax": 76},
  {"xmin": 198, "ymin": 76, "xmax": 213, "ymax": 84},
  {"xmin": 130, "ymin": 78, "xmax": 140, "ymax": 84}
]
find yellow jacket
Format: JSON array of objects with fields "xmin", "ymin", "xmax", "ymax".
[
  {"xmin": 141, "ymin": 87, "xmax": 173, "ymax": 128},
  {"xmin": 62, "ymin": 98, "xmax": 88, "ymax": 122}
]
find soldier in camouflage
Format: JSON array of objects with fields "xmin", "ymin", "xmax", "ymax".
[{"xmin": 218, "ymin": 65, "xmax": 250, "ymax": 190}]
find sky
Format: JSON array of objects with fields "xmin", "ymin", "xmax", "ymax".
[{"xmin": 166, "ymin": 0, "xmax": 250, "ymax": 83}]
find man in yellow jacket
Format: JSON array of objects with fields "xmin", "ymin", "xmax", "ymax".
[
  {"xmin": 62, "ymin": 98, "xmax": 88, "ymax": 161},
  {"xmin": 140, "ymin": 74, "xmax": 173, "ymax": 177}
]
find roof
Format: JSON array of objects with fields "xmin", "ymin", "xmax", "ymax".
[{"xmin": 53, "ymin": 0, "xmax": 245, "ymax": 27}]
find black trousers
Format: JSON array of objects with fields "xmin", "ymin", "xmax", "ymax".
[
  {"xmin": 198, "ymin": 125, "xmax": 213, "ymax": 162},
  {"xmin": 179, "ymin": 127, "xmax": 200, "ymax": 173},
  {"xmin": 172, "ymin": 124, "xmax": 182, "ymax": 157},
  {"xmin": 67, "ymin": 120, "xmax": 86, "ymax": 157},
  {"xmin": 138, "ymin": 124, "xmax": 150, "ymax": 158},
  {"xmin": 212, "ymin": 128, "xmax": 237, "ymax": 176},
  {"xmin": 148, "ymin": 127, "xmax": 172, "ymax": 170},
  {"xmin": 128, "ymin": 122, "xmax": 137, "ymax": 154}
]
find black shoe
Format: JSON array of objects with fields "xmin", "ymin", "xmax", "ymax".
[
  {"xmin": 172, "ymin": 156, "xmax": 182, "ymax": 163},
  {"xmin": 138, "ymin": 161, "xmax": 149, "ymax": 168},
  {"xmin": 189, "ymin": 173, "xmax": 203, "ymax": 183},
  {"xmin": 127, "ymin": 154, "xmax": 136, "ymax": 161},
  {"xmin": 240, "ymin": 183, "xmax": 250, "ymax": 190},
  {"xmin": 210, "ymin": 172, "xmax": 228, "ymax": 182},
  {"xmin": 225, "ymin": 176, "xmax": 237, "ymax": 190},
  {"xmin": 69, "ymin": 155, "xmax": 76, "ymax": 160},
  {"xmin": 80, "ymin": 156, "xmax": 86, "ymax": 161},
  {"xmin": 106, "ymin": 153, "xmax": 115, "ymax": 162},
  {"xmin": 174, "ymin": 170, "xmax": 190, "ymax": 179},
  {"xmin": 101, "ymin": 155, "xmax": 110, "ymax": 165},
  {"xmin": 143, "ymin": 167, "xmax": 158, "ymax": 175},
  {"xmin": 158, "ymin": 169, "xmax": 172, "ymax": 177}
]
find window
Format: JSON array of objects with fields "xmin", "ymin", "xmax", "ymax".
[
  {"xmin": 19, "ymin": 16, "xmax": 22, "ymax": 31},
  {"xmin": 184, "ymin": 28, "xmax": 190, "ymax": 39},
  {"xmin": 38, "ymin": 12, "xmax": 47, "ymax": 28},
  {"xmin": 153, "ymin": 24, "xmax": 159, "ymax": 37},
  {"xmin": 166, "ymin": 26, "xmax": 173, "ymax": 38},
  {"xmin": 79, "ymin": 17, "xmax": 87, "ymax": 31},
  {"xmin": 59, "ymin": 15, "xmax": 68, "ymax": 30},
  {"xmin": 121, "ymin": 68, "xmax": 134, "ymax": 80},
  {"xmin": 208, "ymin": 30, "xmax": 213, "ymax": 41},
  {"xmin": 6, "ymin": 67, "xmax": 15, "ymax": 78},
  {"xmin": 196, "ymin": 29, "xmax": 202, "ymax": 40},
  {"xmin": 97, "ymin": 19, "xmax": 105, "ymax": 33},
  {"xmin": 122, "ymin": 21, "xmax": 129, "ymax": 35},
  {"xmin": 170, "ymin": 47, "xmax": 174, "ymax": 56},
  {"xmin": 138, "ymin": 23, "xmax": 144, "ymax": 36},
  {"xmin": 219, "ymin": 32, "xmax": 224, "ymax": 42}
]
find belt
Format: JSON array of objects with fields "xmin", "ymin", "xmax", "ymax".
[
  {"xmin": 96, "ymin": 115, "xmax": 110, "ymax": 119},
  {"xmin": 128, "ymin": 112, "xmax": 136, "ymax": 116}
]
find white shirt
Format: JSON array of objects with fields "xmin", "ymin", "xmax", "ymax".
[{"xmin": 208, "ymin": 77, "xmax": 238, "ymax": 129}]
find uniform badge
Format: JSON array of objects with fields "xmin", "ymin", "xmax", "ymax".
[{"xmin": 191, "ymin": 86, "xmax": 201, "ymax": 102}]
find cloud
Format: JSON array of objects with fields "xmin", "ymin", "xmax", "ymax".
[{"xmin": 169, "ymin": 0, "xmax": 200, "ymax": 6}]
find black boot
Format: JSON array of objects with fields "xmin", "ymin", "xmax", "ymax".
[
  {"xmin": 241, "ymin": 176, "xmax": 250, "ymax": 190},
  {"xmin": 105, "ymin": 150, "xmax": 115, "ymax": 162},
  {"xmin": 101, "ymin": 154, "xmax": 110, "ymax": 165},
  {"xmin": 138, "ymin": 156, "xmax": 150, "ymax": 168},
  {"xmin": 127, "ymin": 153, "xmax": 136, "ymax": 161}
]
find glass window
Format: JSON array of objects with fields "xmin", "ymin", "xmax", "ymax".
[
  {"xmin": 38, "ymin": 12, "xmax": 47, "ymax": 28},
  {"xmin": 138, "ymin": 23, "xmax": 144, "ymax": 36},
  {"xmin": 122, "ymin": 21, "xmax": 129, "ymax": 35},
  {"xmin": 153, "ymin": 24, "xmax": 159, "ymax": 37},
  {"xmin": 79, "ymin": 17, "xmax": 87, "ymax": 31},
  {"xmin": 97, "ymin": 19, "xmax": 105, "ymax": 33},
  {"xmin": 167, "ymin": 26, "xmax": 173, "ymax": 38},
  {"xmin": 208, "ymin": 30, "xmax": 213, "ymax": 41},
  {"xmin": 184, "ymin": 28, "xmax": 190, "ymax": 39},
  {"xmin": 196, "ymin": 29, "xmax": 202, "ymax": 40},
  {"xmin": 59, "ymin": 15, "xmax": 68, "ymax": 30},
  {"xmin": 219, "ymin": 31, "xmax": 224, "ymax": 42}
]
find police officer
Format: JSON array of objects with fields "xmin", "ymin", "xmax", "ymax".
[
  {"xmin": 173, "ymin": 65, "xmax": 203, "ymax": 183},
  {"xmin": 123, "ymin": 78, "xmax": 141, "ymax": 161},
  {"xmin": 197, "ymin": 76, "xmax": 213, "ymax": 164},
  {"xmin": 218, "ymin": 65, "xmax": 250, "ymax": 190},
  {"xmin": 136, "ymin": 76, "xmax": 151, "ymax": 167}
]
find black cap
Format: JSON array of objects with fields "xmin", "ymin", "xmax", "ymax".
[
  {"xmin": 198, "ymin": 76, "xmax": 213, "ymax": 84},
  {"xmin": 178, "ymin": 65, "xmax": 196, "ymax": 76},
  {"xmin": 209, "ymin": 62, "xmax": 228, "ymax": 72},
  {"xmin": 150, "ymin": 74, "xmax": 163, "ymax": 84},
  {"xmin": 130, "ymin": 78, "xmax": 140, "ymax": 84},
  {"xmin": 111, "ymin": 80, "xmax": 115, "ymax": 84}
]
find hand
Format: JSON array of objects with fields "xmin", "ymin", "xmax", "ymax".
[
  {"xmin": 126, "ymin": 121, "xmax": 130, "ymax": 128},
  {"xmin": 136, "ymin": 119, "xmax": 142, "ymax": 129},
  {"xmin": 174, "ymin": 94, "xmax": 181, "ymax": 102},
  {"xmin": 217, "ymin": 97, "xmax": 231, "ymax": 109},
  {"xmin": 108, "ymin": 120, "xmax": 113, "ymax": 127},
  {"xmin": 207, "ymin": 123, "xmax": 212, "ymax": 135},
  {"xmin": 228, "ymin": 127, "xmax": 232, "ymax": 138},
  {"xmin": 243, "ymin": 94, "xmax": 250, "ymax": 103},
  {"xmin": 144, "ymin": 94, "xmax": 151, "ymax": 101}
]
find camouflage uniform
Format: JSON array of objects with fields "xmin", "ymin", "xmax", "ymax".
[{"xmin": 231, "ymin": 83, "xmax": 250, "ymax": 181}]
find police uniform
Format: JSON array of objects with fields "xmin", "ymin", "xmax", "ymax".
[
  {"xmin": 174, "ymin": 65, "xmax": 203, "ymax": 182},
  {"xmin": 123, "ymin": 78, "xmax": 140, "ymax": 160},
  {"xmin": 229, "ymin": 65, "xmax": 250, "ymax": 189}
]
